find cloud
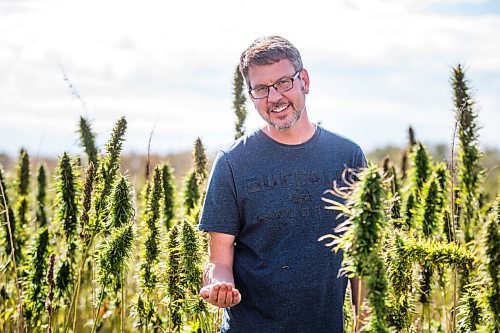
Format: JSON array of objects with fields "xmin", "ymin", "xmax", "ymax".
[{"xmin": 0, "ymin": 0, "xmax": 499, "ymax": 157}]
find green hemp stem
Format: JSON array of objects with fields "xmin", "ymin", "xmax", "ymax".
[{"xmin": 0, "ymin": 178, "xmax": 25, "ymax": 332}]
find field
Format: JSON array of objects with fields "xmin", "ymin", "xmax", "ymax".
[{"xmin": 0, "ymin": 65, "xmax": 499, "ymax": 332}]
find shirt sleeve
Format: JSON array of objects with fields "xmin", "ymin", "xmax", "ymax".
[
  {"xmin": 198, "ymin": 150, "xmax": 240, "ymax": 236},
  {"xmin": 352, "ymin": 144, "xmax": 367, "ymax": 169}
]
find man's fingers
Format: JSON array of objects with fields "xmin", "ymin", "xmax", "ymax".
[
  {"xmin": 201, "ymin": 282, "xmax": 241, "ymax": 308},
  {"xmin": 225, "ymin": 284, "xmax": 233, "ymax": 305},
  {"xmin": 199, "ymin": 287, "xmax": 209, "ymax": 299},
  {"xmin": 218, "ymin": 283, "xmax": 228, "ymax": 306},
  {"xmin": 232, "ymin": 289, "xmax": 241, "ymax": 305},
  {"xmin": 208, "ymin": 284, "xmax": 220, "ymax": 304}
]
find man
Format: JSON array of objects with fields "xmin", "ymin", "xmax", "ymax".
[{"xmin": 199, "ymin": 36, "xmax": 366, "ymax": 332}]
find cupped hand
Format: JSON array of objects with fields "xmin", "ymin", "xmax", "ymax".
[{"xmin": 199, "ymin": 282, "xmax": 241, "ymax": 308}]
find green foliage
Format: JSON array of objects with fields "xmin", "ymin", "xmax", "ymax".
[
  {"xmin": 139, "ymin": 166, "xmax": 162, "ymax": 292},
  {"xmin": 166, "ymin": 224, "xmax": 183, "ymax": 331},
  {"xmin": 78, "ymin": 116, "xmax": 99, "ymax": 167},
  {"xmin": 408, "ymin": 126, "xmax": 417, "ymax": 148},
  {"xmin": 14, "ymin": 148, "xmax": 30, "ymax": 258},
  {"xmin": 411, "ymin": 143, "xmax": 432, "ymax": 196},
  {"xmin": 399, "ymin": 236, "xmax": 474, "ymax": 274},
  {"xmin": 485, "ymin": 195, "xmax": 500, "ymax": 331},
  {"xmin": 1, "ymin": 164, "xmax": 18, "ymax": 257},
  {"xmin": 382, "ymin": 157, "xmax": 402, "ymax": 221},
  {"xmin": 403, "ymin": 191, "xmax": 416, "ymax": 229},
  {"xmin": 56, "ymin": 152, "xmax": 79, "ymax": 241},
  {"xmin": 183, "ymin": 169, "xmax": 200, "ymax": 216},
  {"xmin": 193, "ymin": 137, "xmax": 207, "ymax": 185},
  {"xmin": 24, "ymin": 227, "xmax": 49, "ymax": 326},
  {"xmin": 321, "ymin": 164, "xmax": 390, "ymax": 331},
  {"xmin": 46, "ymin": 253, "xmax": 55, "ymax": 333},
  {"xmin": 180, "ymin": 219, "xmax": 208, "ymax": 328},
  {"xmin": 56, "ymin": 259, "xmax": 72, "ymax": 298},
  {"xmin": 93, "ymin": 116, "xmax": 127, "ymax": 228},
  {"xmin": 97, "ymin": 223, "xmax": 134, "ymax": 290},
  {"xmin": 106, "ymin": 175, "xmax": 134, "ymax": 230},
  {"xmin": 161, "ymin": 163, "xmax": 176, "ymax": 230},
  {"xmin": 35, "ymin": 165, "xmax": 48, "ymax": 227},
  {"xmin": 417, "ymin": 174, "xmax": 445, "ymax": 238},
  {"xmin": 233, "ymin": 65, "xmax": 248, "ymax": 140},
  {"xmin": 180, "ymin": 220, "xmax": 202, "ymax": 294},
  {"xmin": 16, "ymin": 148, "xmax": 30, "ymax": 196},
  {"xmin": 80, "ymin": 162, "xmax": 95, "ymax": 242},
  {"xmin": 457, "ymin": 284, "xmax": 483, "ymax": 333},
  {"xmin": 386, "ymin": 232, "xmax": 413, "ymax": 331},
  {"xmin": 365, "ymin": 254, "xmax": 390, "ymax": 333},
  {"xmin": 452, "ymin": 64, "xmax": 483, "ymax": 244}
]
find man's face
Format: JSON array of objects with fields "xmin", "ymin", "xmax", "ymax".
[{"xmin": 247, "ymin": 59, "xmax": 309, "ymax": 131}]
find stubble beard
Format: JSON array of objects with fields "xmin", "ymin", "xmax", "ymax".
[{"xmin": 266, "ymin": 102, "xmax": 303, "ymax": 131}]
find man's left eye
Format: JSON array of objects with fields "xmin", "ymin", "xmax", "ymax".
[{"xmin": 276, "ymin": 80, "xmax": 289, "ymax": 87}]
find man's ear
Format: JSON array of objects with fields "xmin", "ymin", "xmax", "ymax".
[{"xmin": 300, "ymin": 68, "xmax": 310, "ymax": 94}]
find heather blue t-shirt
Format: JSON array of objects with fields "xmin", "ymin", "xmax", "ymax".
[{"xmin": 199, "ymin": 126, "xmax": 366, "ymax": 333}]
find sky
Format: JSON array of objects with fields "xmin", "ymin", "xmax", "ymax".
[{"xmin": 0, "ymin": 0, "xmax": 499, "ymax": 158}]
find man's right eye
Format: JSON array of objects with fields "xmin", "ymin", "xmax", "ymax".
[{"xmin": 254, "ymin": 87, "xmax": 267, "ymax": 94}]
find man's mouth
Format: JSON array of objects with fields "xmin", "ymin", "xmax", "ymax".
[{"xmin": 270, "ymin": 103, "xmax": 289, "ymax": 114}]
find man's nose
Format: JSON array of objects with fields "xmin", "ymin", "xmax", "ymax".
[{"xmin": 267, "ymin": 86, "xmax": 283, "ymax": 102}]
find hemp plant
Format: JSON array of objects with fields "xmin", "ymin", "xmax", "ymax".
[
  {"xmin": 184, "ymin": 138, "xmax": 208, "ymax": 218},
  {"xmin": 85, "ymin": 174, "xmax": 135, "ymax": 333},
  {"xmin": 183, "ymin": 169, "xmax": 200, "ymax": 218},
  {"xmin": 107, "ymin": 175, "xmax": 134, "ymax": 230},
  {"xmin": 411, "ymin": 143, "xmax": 432, "ymax": 198},
  {"xmin": 166, "ymin": 223, "xmax": 184, "ymax": 332},
  {"xmin": 64, "ymin": 162, "xmax": 95, "ymax": 333},
  {"xmin": 414, "ymin": 169, "xmax": 447, "ymax": 328},
  {"xmin": 484, "ymin": 195, "xmax": 500, "ymax": 332},
  {"xmin": 400, "ymin": 126, "xmax": 417, "ymax": 181},
  {"xmin": 54, "ymin": 152, "xmax": 79, "ymax": 301},
  {"xmin": 161, "ymin": 163, "xmax": 176, "ymax": 230},
  {"xmin": 382, "ymin": 157, "xmax": 402, "ymax": 222},
  {"xmin": 46, "ymin": 253, "xmax": 56, "ymax": 333},
  {"xmin": 180, "ymin": 219, "xmax": 208, "ymax": 330},
  {"xmin": 452, "ymin": 64, "xmax": 482, "ymax": 244},
  {"xmin": 14, "ymin": 148, "xmax": 30, "ymax": 260},
  {"xmin": 233, "ymin": 65, "xmax": 248, "ymax": 140},
  {"xmin": 93, "ymin": 116, "xmax": 127, "ymax": 229},
  {"xmin": 23, "ymin": 227, "xmax": 49, "ymax": 328},
  {"xmin": 136, "ymin": 166, "xmax": 162, "ymax": 329},
  {"xmin": 56, "ymin": 152, "xmax": 79, "ymax": 241},
  {"xmin": 35, "ymin": 165, "xmax": 48, "ymax": 227},
  {"xmin": 1, "ymin": 164, "xmax": 18, "ymax": 258},
  {"xmin": 320, "ymin": 163, "xmax": 390, "ymax": 332},
  {"xmin": 193, "ymin": 137, "xmax": 207, "ymax": 184},
  {"xmin": 402, "ymin": 143, "xmax": 432, "ymax": 230},
  {"xmin": 79, "ymin": 115, "xmax": 99, "ymax": 167},
  {"xmin": 94, "ymin": 223, "xmax": 134, "ymax": 333},
  {"xmin": 385, "ymin": 231, "xmax": 414, "ymax": 331}
]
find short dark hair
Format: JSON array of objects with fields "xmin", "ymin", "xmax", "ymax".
[{"xmin": 239, "ymin": 36, "xmax": 303, "ymax": 87}]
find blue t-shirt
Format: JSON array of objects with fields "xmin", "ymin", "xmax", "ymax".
[{"xmin": 199, "ymin": 126, "xmax": 366, "ymax": 333}]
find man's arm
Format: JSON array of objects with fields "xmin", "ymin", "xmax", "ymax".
[{"xmin": 199, "ymin": 232, "xmax": 241, "ymax": 308}]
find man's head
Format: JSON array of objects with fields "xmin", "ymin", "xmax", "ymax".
[
  {"xmin": 239, "ymin": 36, "xmax": 303, "ymax": 87},
  {"xmin": 240, "ymin": 36, "xmax": 310, "ymax": 132}
]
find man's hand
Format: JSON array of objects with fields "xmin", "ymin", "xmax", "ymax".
[{"xmin": 199, "ymin": 281, "xmax": 241, "ymax": 308}]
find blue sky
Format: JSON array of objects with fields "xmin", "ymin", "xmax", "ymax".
[{"xmin": 0, "ymin": 0, "xmax": 499, "ymax": 157}]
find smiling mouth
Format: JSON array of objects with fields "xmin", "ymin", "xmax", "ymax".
[{"xmin": 270, "ymin": 103, "xmax": 289, "ymax": 114}]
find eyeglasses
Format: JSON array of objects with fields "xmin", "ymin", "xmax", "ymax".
[{"xmin": 248, "ymin": 70, "xmax": 302, "ymax": 99}]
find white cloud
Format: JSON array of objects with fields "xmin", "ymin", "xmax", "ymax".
[{"xmin": 0, "ymin": 0, "xmax": 499, "ymax": 157}]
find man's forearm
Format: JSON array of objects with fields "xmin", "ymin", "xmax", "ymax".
[{"xmin": 202, "ymin": 262, "xmax": 235, "ymax": 287}]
